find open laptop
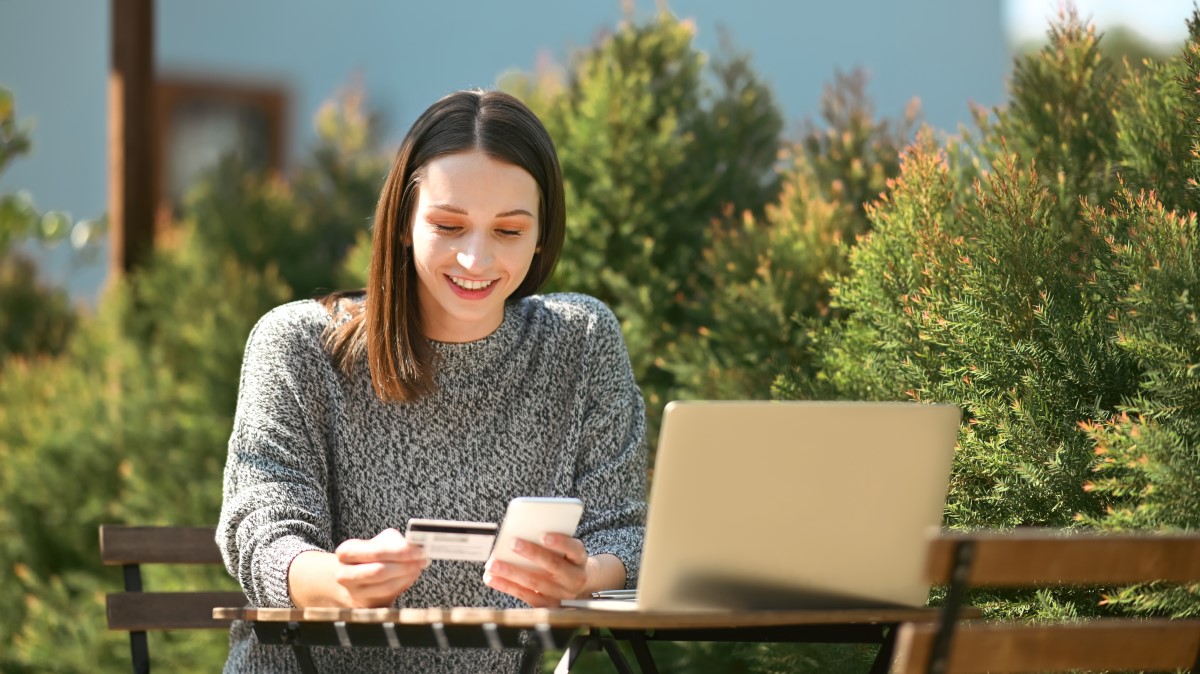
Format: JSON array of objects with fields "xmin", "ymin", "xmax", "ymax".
[{"xmin": 566, "ymin": 400, "xmax": 960, "ymax": 612}]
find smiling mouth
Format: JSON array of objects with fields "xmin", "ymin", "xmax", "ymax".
[{"xmin": 448, "ymin": 276, "xmax": 497, "ymax": 291}]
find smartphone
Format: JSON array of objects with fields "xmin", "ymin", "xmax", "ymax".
[{"xmin": 488, "ymin": 497, "xmax": 584, "ymax": 571}]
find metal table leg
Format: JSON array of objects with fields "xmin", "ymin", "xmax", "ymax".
[
  {"xmin": 626, "ymin": 633, "xmax": 660, "ymax": 674},
  {"xmin": 598, "ymin": 633, "xmax": 636, "ymax": 674},
  {"xmin": 554, "ymin": 631, "xmax": 593, "ymax": 674},
  {"xmin": 277, "ymin": 621, "xmax": 319, "ymax": 674},
  {"xmin": 867, "ymin": 626, "xmax": 897, "ymax": 674}
]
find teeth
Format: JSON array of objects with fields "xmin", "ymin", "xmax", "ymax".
[{"xmin": 451, "ymin": 277, "xmax": 494, "ymax": 291}]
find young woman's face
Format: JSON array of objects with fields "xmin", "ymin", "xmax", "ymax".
[{"xmin": 410, "ymin": 150, "xmax": 540, "ymax": 343}]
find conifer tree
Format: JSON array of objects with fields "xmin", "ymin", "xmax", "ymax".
[
  {"xmin": 777, "ymin": 9, "xmax": 1200, "ymax": 624},
  {"xmin": 1078, "ymin": 11, "xmax": 1200, "ymax": 617},
  {"xmin": 977, "ymin": 8, "xmax": 1120, "ymax": 236},
  {"xmin": 668, "ymin": 72, "xmax": 914, "ymax": 400},
  {"xmin": 505, "ymin": 11, "xmax": 784, "ymax": 428},
  {"xmin": 0, "ymin": 92, "xmax": 381, "ymax": 672}
]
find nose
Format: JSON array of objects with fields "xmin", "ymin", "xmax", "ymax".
[{"xmin": 455, "ymin": 232, "xmax": 493, "ymax": 272}]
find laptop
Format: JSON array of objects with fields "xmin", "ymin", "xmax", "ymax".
[{"xmin": 565, "ymin": 400, "xmax": 960, "ymax": 612}]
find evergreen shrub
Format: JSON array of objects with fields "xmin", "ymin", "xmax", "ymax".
[
  {"xmin": 500, "ymin": 11, "xmax": 785, "ymax": 438},
  {"xmin": 776, "ymin": 9, "xmax": 1200, "ymax": 623},
  {"xmin": 0, "ymin": 86, "xmax": 77, "ymax": 362},
  {"xmin": 0, "ymin": 92, "xmax": 380, "ymax": 673},
  {"xmin": 668, "ymin": 71, "xmax": 915, "ymax": 400}
]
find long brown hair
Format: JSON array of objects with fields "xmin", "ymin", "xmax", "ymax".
[{"xmin": 320, "ymin": 90, "xmax": 566, "ymax": 402}]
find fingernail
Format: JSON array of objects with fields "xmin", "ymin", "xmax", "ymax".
[
  {"xmin": 483, "ymin": 572, "xmax": 493, "ymax": 584},
  {"xmin": 542, "ymin": 533, "xmax": 556, "ymax": 545},
  {"xmin": 513, "ymin": 539, "xmax": 526, "ymax": 552}
]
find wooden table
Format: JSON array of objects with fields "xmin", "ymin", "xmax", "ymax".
[{"xmin": 214, "ymin": 605, "xmax": 944, "ymax": 673}]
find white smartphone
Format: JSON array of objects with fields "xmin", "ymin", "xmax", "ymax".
[{"xmin": 488, "ymin": 496, "xmax": 585, "ymax": 571}]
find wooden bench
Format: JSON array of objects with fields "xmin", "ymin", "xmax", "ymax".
[
  {"xmin": 99, "ymin": 525, "xmax": 246, "ymax": 674},
  {"xmin": 890, "ymin": 530, "xmax": 1200, "ymax": 673}
]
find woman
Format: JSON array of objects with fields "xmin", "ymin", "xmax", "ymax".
[{"xmin": 217, "ymin": 90, "xmax": 647, "ymax": 672}]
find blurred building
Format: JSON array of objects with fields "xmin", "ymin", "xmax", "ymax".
[{"xmin": 0, "ymin": 0, "xmax": 1009, "ymax": 303}]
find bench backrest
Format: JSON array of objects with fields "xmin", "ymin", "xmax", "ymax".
[
  {"xmin": 100, "ymin": 525, "xmax": 246, "ymax": 631},
  {"xmin": 101, "ymin": 525, "xmax": 246, "ymax": 673},
  {"xmin": 891, "ymin": 530, "xmax": 1200, "ymax": 674}
]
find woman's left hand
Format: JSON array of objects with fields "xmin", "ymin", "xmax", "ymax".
[{"xmin": 483, "ymin": 533, "xmax": 589, "ymax": 607}]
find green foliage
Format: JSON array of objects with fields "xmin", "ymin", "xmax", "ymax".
[
  {"xmin": 0, "ymin": 86, "xmax": 78, "ymax": 362},
  {"xmin": 504, "ymin": 10, "xmax": 784, "ymax": 429},
  {"xmin": 0, "ymin": 220, "xmax": 292, "ymax": 674},
  {"xmin": 786, "ymin": 139, "xmax": 1143, "ymax": 531},
  {"xmin": 0, "ymin": 252, "xmax": 75, "ymax": 360},
  {"xmin": 0, "ymin": 86, "xmax": 78, "ymax": 251},
  {"xmin": 669, "ymin": 72, "xmax": 914, "ymax": 400},
  {"xmin": 0, "ymin": 87, "xmax": 30, "ymax": 168},
  {"xmin": 800, "ymin": 71, "xmax": 918, "ymax": 225},
  {"xmin": 544, "ymin": 636, "xmax": 879, "ymax": 674},
  {"xmin": 780, "ymin": 9, "xmax": 1200, "ymax": 623},
  {"xmin": 0, "ymin": 86, "xmax": 38, "ymax": 251},
  {"xmin": 1077, "ymin": 192, "xmax": 1200, "ymax": 617},
  {"xmin": 0, "ymin": 90, "xmax": 379, "ymax": 672},
  {"xmin": 640, "ymin": 641, "xmax": 878, "ymax": 674},
  {"xmin": 1113, "ymin": 54, "xmax": 1194, "ymax": 210},
  {"xmin": 185, "ymin": 91, "xmax": 387, "ymax": 299},
  {"xmin": 978, "ymin": 8, "xmax": 1120, "ymax": 236},
  {"xmin": 1185, "ymin": 10, "xmax": 1200, "ymax": 209}
]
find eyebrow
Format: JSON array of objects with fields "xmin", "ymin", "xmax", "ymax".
[{"xmin": 429, "ymin": 203, "xmax": 534, "ymax": 219}]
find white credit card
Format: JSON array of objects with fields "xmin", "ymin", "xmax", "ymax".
[{"xmin": 404, "ymin": 518, "xmax": 498, "ymax": 562}]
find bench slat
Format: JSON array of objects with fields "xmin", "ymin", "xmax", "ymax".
[
  {"xmin": 100, "ymin": 525, "xmax": 223, "ymax": 565},
  {"xmin": 107, "ymin": 591, "xmax": 247, "ymax": 631},
  {"xmin": 925, "ymin": 532, "xmax": 1200, "ymax": 586},
  {"xmin": 891, "ymin": 619, "xmax": 1200, "ymax": 674}
]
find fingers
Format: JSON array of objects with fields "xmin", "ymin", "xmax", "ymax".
[
  {"xmin": 333, "ymin": 529, "xmax": 430, "ymax": 608},
  {"xmin": 539, "ymin": 533, "xmax": 589, "ymax": 565},
  {"xmin": 483, "ymin": 535, "xmax": 589, "ymax": 605},
  {"xmin": 335, "ymin": 528, "xmax": 427, "ymax": 565},
  {"xmin": 510, "ymin": 536, "xmax": 587, "ymax": 588},
  {"xmin": 334, "ymin": 558, "xmax": 429, "ymax": 608},
  {"xmin": 483, "ymin": 557, "xmax": 583, "ymax": 606},
  {"xmin": 334, "ymin": 559, "xmax": 428, "ymax": 586},
  {"xmin": 484, "ymin": 570, "xmax": 557, "ymax": 608}
]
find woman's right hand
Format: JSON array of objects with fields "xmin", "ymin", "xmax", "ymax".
[
  {"xmin": 289, "ymin": 528, "xmax": 429, "ymax": 608},
  {"xmin": 333, "ymin": 528, "xmax": 429, "ymax": 607}
]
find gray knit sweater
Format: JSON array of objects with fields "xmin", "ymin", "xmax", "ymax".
[{"xmin": 216, "ymin": 292, "xmax": 647, "ymax": 673}]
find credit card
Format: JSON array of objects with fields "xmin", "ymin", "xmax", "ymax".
[{"xmin": 404, "ymin": 518, "xmax": 498, "ymax": 562}]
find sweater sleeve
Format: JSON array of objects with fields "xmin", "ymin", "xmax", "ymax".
[
  {"xmin": 571, "ymin": 299, "xmax": 648, "ymax": 590},
  {"xmin": 216, "ymin": 303, "xmax": 334, "ymax": 608}
]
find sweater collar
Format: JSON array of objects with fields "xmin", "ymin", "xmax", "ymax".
[{"xmin": 429, "ymin": 299, "xmax": 526, "ymax": 381}]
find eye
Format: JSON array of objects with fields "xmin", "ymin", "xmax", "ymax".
[
  {"xmin": 496, "ymin": 228, "xmax": 524, "ymax": 238},
  {"xmin": 432, "ymin": 223, "xmax": 461, "ymax": 234}
]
